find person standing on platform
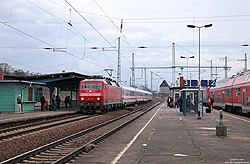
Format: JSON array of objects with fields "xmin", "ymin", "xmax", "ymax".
[
  {"xmin": 17, "ymin": 95, "xmax": 23, "ymax": 114},
  {"xmin": 56, "ymin": 95, "xmax": 61, "ymax": 109},
  {"xmin": 40, "ymin": 95, "xmax": 46, "ymax": 111},
  {"xmin": 64, "ymin": 96, "xmax": 69, "ymax": 108},
  {"xmin": 174, "ymin": 97, "xmax": 178, "ymax": 108},
  {"xmin": 68, "ymin": 96, "xmax": 73, "ymax": 108},
  {"xmin": 167, "ymin": 96, "xmax": 171, "ymax": 108},
  {"xmin": 52, "ymin": 95, "xmax": 56, "ymax": 111},
  {"xmin": 178, "ymin": 96, "xmax": 183, "ymax": 112}
]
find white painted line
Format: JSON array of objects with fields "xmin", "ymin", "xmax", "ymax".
[
  {"xmin": 200, "ymin": 127, "xmax": 216, "ymax": 130},
  {"xmin": 174, "ymin": 154, "xmax": 188, "ymax": 157},
  {"xmin": 214, "ymin": 110, "xmax": 250, "ymax": 123},
  {"xmin": 224, "ymin": 113, "xmax": 250, "ymax": 123},
  {"xmin": 110, "ymin": 103, "xmax": 165, "ymax": 164}
]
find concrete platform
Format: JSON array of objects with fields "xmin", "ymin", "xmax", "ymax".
[{"xmin": 73, "ymin": 102, "xmax": 250, "ymax": 164}]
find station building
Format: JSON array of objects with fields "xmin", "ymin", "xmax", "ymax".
[
  {"xmin": 0, "ymin": 72, "xmax": 90, "ymax": 113},
  {"xmin": 159, "ymin": 80, "xmax": 170, "ymax": 97}
]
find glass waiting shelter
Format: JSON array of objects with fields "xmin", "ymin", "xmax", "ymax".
[{"xmin": 180, "ymin": 88, "xmax": 204, "ymax": 116}]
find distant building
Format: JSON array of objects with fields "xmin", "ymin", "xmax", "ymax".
[{"xmin": 159, "ymin": 80, "xmax": 170, "ymax": 97}]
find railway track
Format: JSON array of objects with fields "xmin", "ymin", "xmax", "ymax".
[
  {"xmin": 0, "ymin": 112, "xmax": 80, "ymax": 129},
  {"xmin": 0, "ymin": 102, "xmax": 161, "ymax": 164},
  {"xmin": 0, "ymin": 114, "xmax": 97, "ymax": 141}
]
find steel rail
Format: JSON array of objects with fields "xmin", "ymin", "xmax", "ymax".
[
  {"xmin": 0, "ymin": 114, "xmax": 96, "ymax": 140},
  {"xmin": 53, "ymin": 102, "xmax": 161, "ymax": 164},
  {"xmin": 0, "ymin": 102, "xmax": 161, "ymax": 164}
]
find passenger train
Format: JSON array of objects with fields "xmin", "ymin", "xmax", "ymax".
[
  {"xmin": 78, "ymin": 78, "xmax": 152, "ymax": 113},
  {"xmin": 204, "ymin": 71, "xmax": 250, "ymax": 115}
]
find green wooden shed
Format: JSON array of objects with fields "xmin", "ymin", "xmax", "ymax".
[{"xmin": 0, "ymin": 80, "xmax": 44, "ymax": 113}]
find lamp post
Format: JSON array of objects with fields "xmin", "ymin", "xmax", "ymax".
[
  {"xmin": 180, "ymin": 55, "xmax": 194, "ymax": 80},
  {"xmin": 187, "ymin": 23, "xmax": 212, "ymax": 118}
]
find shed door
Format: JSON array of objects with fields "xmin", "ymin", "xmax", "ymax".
[{"xmin": 28, "ymin": 88, "xmax": 33, "ymax": 101}]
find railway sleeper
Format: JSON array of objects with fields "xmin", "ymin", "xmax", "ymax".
[
  {"xmin": 22, "ymin": 159, "xmax": 53, "ymax": 164},
  {"xmin": 36, "ymin": 154, "xmax": 60, "ymax": 158},
  {"xmin": 46, "ymin": 150, "xmax": 73, "ymax": 155},
  {"xmin": 29, "ymin": 157, "xmax": 59, "ymax": 161},
  {"xmin": 25, "ymin": 161, "xmax": 56, "ymax": 164},
  {"xmin": 40, "ymin": 152, "xmax": 62, "ymax": 156},
  {"xmin": 51, "ymin": 147, "xmax": 76, "ymax": 151},
  {"xmin": 45, "ymin": 150, "xmax": 70, "ymax": 155}
]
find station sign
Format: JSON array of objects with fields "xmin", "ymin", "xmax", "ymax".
[
  {"xmin": 184, "ymin": 79, "xmax": 216, "ymax": 87},
  {"xmin": 201, "ymin": 80, "xmax": 208, "ymax": 87},
  {"xmin": 191, "ymin": 80, "xmax": 198, "ymax": 87},
  {"xmin": 201, "ymin": 80, "xmax": 216, "ymax": 87},
  {"xmin": 183, "ymin": 80, "xmax": 190, "ymax": 87},
  {"xmin": 209, "ymin": 80, "xmax": 216, "ymax": 87}
]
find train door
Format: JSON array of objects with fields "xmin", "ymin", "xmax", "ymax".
[
  {"xmin": 223, "ymin": 91, "xmax": 225, "ymax": 104},
  {"xmin": 243, "ymin": 88, "xmax": 246, "ymax": 106},
  {"xmin": 105, "ymin": 84, "xmax": 108, "ymax": 105}
]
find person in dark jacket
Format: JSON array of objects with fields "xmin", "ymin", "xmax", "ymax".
[
  {"xmin": 56, "ymin": 95, "xmax": 61, "ymax": 109},
  {"xmin": 40, "ymin": 95, "xmax": 46, "ymax": 111},
  {"xmin": 167, "ymin": 96, "xmax": 171, "ymax": 108},
  {"xmin": 178, "ymin": 96, "xmax": 183, "ymax": 112},
  {"xmin": 65, "ymin": 96, "xmax": 69, "ymax": 108},
  {"xmin": 52, "ymin": 95, "xmax": 56, "ymax": 111}
]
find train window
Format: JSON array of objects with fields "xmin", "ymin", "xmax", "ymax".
[
  {"xmin": 238, "ymin": 88, "xmax": 240, "ymax": 96},
  {"xmin": 81, "ymin": 83, "xmax": 102, "ymax": 90},
  {"xmin": 230, "ymin": 90, "xmax": 231, "ymax": 96},
  {"xmin": 235, "ymin": 88, "xmax": 237, "ymax": 96}
]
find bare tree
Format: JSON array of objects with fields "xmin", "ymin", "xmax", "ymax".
[{"xmin": 0, "ymin": 63, "xmax": 40, "ymax": 76}]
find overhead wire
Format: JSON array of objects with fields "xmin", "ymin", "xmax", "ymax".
[
  {"xmin": 25, "ymin": 0, "xmax": 116, "ymax": 69},
  {"xmin": 65, "ymin": 0, "xmax": 117, "ymax": 52},
  {"xmin": 143, "ymin": 44, "xmax": 172, "ymax": 66},
  {"xmin": 92, "ymin": 0, "xmax": 144, "ymax": 66},
  {"xmin": 0, "ymin": 21, "xmax": 54, "ymax": 48},
  {"xmin": 213, "ymin": 37, "xmax": 250, "ymax": 70},
  {"xmin": 4, "ymin": 1, "xmax": 250, "ymax": 83},
  {"xmin": 65, "ymin": 0, "xmax": 135, "ymax": 79},
  {"xmin": 0, "ymin": 21, "xmax": 105, "ymax": 69}
]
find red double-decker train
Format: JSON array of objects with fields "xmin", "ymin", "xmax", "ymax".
[
  {"xmin": 78, "ymin": 78, "xmax": 152, "ymax": 113},
  {"xmin": 205, "ymin": 71, "xmax": 250, "ymax": 115}
]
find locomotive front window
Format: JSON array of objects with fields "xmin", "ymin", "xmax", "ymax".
[{"xmin": 81, "ymin": 83, "xmax": 102, "ymax": 90}]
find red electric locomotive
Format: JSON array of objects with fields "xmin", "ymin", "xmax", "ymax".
[
  {"xmin": 78, "ymin": 78, "xmax": 122, "ymax": 113},
  {"xmin": 210, "ymin": 71, "xmax": 250, "ymax": 115}
]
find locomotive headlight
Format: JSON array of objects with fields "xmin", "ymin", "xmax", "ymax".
[
  {"xmin": 97, "ymin": 97, "xmax": 100, "ymax": 100},
  {"xmin": 81, "ymin": 97, "xmax": 84, "ymax": 100}
]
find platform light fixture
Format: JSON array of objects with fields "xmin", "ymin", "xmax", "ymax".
[
  {"xmin": 180, "ymin": 56, "xmax": 195, "ymax": 80},
  {"xmin": 187, "ymin": 23, "xmax": 213, "ymax": 118}
]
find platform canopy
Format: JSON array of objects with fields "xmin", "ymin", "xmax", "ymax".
[{"xmin": 4, "ymin": 72, "xmax": 91, "ymax": 91}]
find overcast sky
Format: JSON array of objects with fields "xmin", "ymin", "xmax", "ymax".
[{"xmin": 0, "ymin": 0, "xmax": 250, "ymax": 90}]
